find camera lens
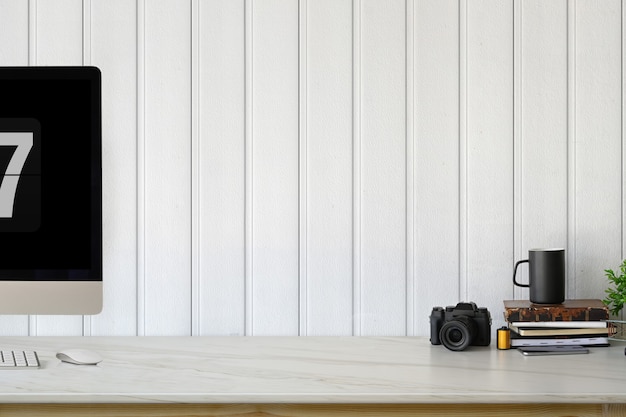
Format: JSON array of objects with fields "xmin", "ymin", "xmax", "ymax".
[{"xmin": 439, "ymin": 316, "xmax": 477, "ymax": 351}]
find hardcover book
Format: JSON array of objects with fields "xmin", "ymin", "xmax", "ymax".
[
  {"xmin": 508, "ymin": 324, "xmax": 610, "ymax": 337},
  {"xmin": 510, "ymin": 336, "xmax": 609, "ymax": 347},
  {"xmin": 507, "ymin": 321, "xmax": 607, "ymax": 328},
  {"xmin": 503, "ymin": 299, "xmax": 608, "ymax": 322}
]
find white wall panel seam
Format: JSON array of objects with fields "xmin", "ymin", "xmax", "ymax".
[
  {"xmin": 28, "ymin": 0, "xmax": 37, "ymax": 337},
  {"xmin": 566, "ymin": 0, "xmax": 576, "ymax": 299},
  {"xmin": 618, "ymin": 1, "xmax": 626, "ymax": 320},
  {"xmin": 512, "ymin": 0, "xmax": 522, "ymax": 301},
  {"xmin": 28, "ymin": 0, "xmax": 37, "ymax": 66},
  {"xmin": 621, "ymin": 0, "xmax": 626, "ymax": 322},
  {"xmin": 244, "ymin": 0, "xmax": 254, "ymax": 336},
  {"xmin": 620, "ymin": 1, "xmax": 626, "ymax": 270},
  {"xmin": 191, "ymin": 0, "xmax": 200, "ymax": 336},
  {"xmin": 352, "ymin": 0, "xmax": 362, "ymax": 336},
  {"xmin": 298, "ymin": 0, "xmax": 308, "ymax": 337},
  {"xmin": 458, "ymin": 0, "xmax": 468, "ymax": 303},
  {"xmin": 136, "ymin": 0, "xmax": 146, "ymax": 336},
  {"xmin": 82, "ymin": 0, "xmax": 91, "ymax": 66},
  {"xmin": 82, "ymin": 0, "xmax": 93, "ymax": 336},
  {"xmin": 405, "ymin": 0, "xmax": 415, "ymax": 336}
]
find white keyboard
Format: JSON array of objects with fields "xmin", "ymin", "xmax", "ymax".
[{"xmin": 0, "ymin": 350, "xmax": 40, "ymax": 369}]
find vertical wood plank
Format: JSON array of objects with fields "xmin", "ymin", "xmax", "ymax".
[
  {"xmin": 352, "ymin": 0, "xmax": 362, "ymax": 336},
  {"xmin": 413, "ymin": 0, "xmax": 460, "ymax": 335},
  {"xmin": 459, "ymin": 0, "xmax": 468, "ymax": 314},
  {"xmin": 566, "ymin": 0, "xmax": 577, "ymax": 302},
  {"xmin": 623, "ymin": 0, "xmax": 626, "ymax": 311},
  {"xmin": 465, "ymin": 0, "xmax": 513, "ymax": 329},
  {"xmin": 191, "ymin": 0, "xmax": 199, "ymax": 336},
  {"xmin": 0, "ymin": 0, "xmax": 30, "ymax": 336},
  {"xmin": 197, "ymin": 0, "xmax": 246, "ymax": 335},
  {"xmin": 143, "ymin": 0, "xmax": 192, "ymax": 335},
  {"xmin": 405, "ymin": 0, "xmax": 415, "ymax": 335},
  {"xmin": 299, "ymin": 0, "xmax": 308, "ymax": 336},
  {"xmin": 244, "ymin": 0, "xmax": 253, "ymax": 335},
  {"xmin": 34, "ymin": 0, "xmax": 86, "ymax": 336},
  {"xmin": 359, "ymin": 0, "xmax": 406, "ymax": 336},
  {"xmin": 304, "ymin": 0, "xmax": 354, "ymax": 335},
  {"xmin": 573, "ymin": 0, "xmax": 622, "ymax": 300},
  {"xmin": 515, "ymin": 0, "xmax": 568, "ymax": 300},
  {"xmin": 251, "ymin": 0, "xmax": 300, "ymax": 335},
  {"xmin": 90, "ymin": 0, "xmax": 138, "ymax": 336},
  {"xmin": 137, "ymin": 0, "xmax": 147, "ymax": 336},
  {"xmin": 35, "ymin": 0, "xmax": 83, "ymax": 66},
  {"xmin": 0, "ymin": 1, "xmax": 29, "ymax": 64},
  {"xmin": 82, "ymin": 0, "xmax": 93, "ymax": 336},
  {"xmin": 512, "ymin": 0, "xmax": 522, "ymax": 301}
]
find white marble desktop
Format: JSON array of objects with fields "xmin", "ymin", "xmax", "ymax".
[{"xmin": 0, "ymin": 336, "xmax": 623, "ymax": 404}]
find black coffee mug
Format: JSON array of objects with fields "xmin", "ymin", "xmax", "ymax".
[{"xmin": 513, "ymin": 248, "xmax": 565, "ymax": 304}]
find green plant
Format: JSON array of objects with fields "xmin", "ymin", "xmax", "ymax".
[{"xmin": 603, "ymin": 259, "xmax": 626, "ymax": 316}]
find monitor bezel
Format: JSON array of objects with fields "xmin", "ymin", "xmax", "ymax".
[{"xmin": 0, "ymin": 66, "xmax": 102, "ymax": 315}]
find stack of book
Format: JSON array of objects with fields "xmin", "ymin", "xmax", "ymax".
[{"xmin": 503, "ymin": 299, "xmax": 612, "ymax": 348}]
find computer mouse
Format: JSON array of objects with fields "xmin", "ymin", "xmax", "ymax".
[{"xmin": 56, "ymin": 349, "xmax": 102, "ymax": 365}]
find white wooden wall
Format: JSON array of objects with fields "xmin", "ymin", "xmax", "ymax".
[{"xmin": 0, "ymin": 0, "xmax": 623, "ymax": 336}]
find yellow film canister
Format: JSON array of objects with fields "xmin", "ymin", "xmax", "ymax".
[{"xmin": 497, "ymin": 326, "xmax": 511, "ymax": 350}]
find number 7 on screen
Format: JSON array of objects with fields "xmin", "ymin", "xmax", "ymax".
[{"xmin": 0, "ymin": 132, "xmax": 34, "ymax": 218}]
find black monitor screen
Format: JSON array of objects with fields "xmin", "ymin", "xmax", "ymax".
[{"xmin": 0, "ymin": 67, "xmax": 101, "ymax": 281}]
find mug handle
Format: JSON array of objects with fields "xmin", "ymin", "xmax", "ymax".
[{"xmin": 513, "ymin": 259, "xmax": 529, "ymax": 288}]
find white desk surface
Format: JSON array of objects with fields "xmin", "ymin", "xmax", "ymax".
[{"xmin": 0, "ymin": 336, "xmax": 623, "ymax": 404}]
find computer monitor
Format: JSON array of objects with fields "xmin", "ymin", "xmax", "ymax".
[{"xmin": 0, "ymin": 66, "xmax": 102, "ymax": 315}]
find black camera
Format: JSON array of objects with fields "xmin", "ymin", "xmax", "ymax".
[{"xmin": 430, "ymin": 302, "xmax": 492, "ymax": 351}]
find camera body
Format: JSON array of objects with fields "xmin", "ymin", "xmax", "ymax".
[{"xmin": 430, "ymin": 302, "xmax": 491, "ymax": 351}]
